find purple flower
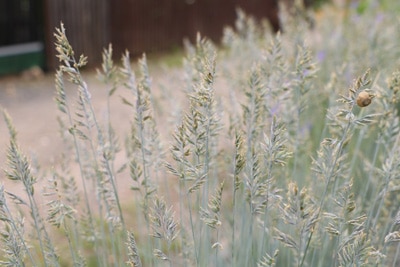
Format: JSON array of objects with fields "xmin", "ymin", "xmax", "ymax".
[
  {"xmin": 317, "ymin": 51, "xmax": 326, "ymax": 63},
  {"xmin": 375, "ymin": 13, "xmax": 384, "ymax": 24}
]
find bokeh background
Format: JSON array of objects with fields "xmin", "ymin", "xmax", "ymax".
[{"xmin": 1, "ymin": 0, "xmax": 290, "ymax": 74}]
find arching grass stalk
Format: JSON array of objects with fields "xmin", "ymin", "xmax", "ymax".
[
  {"xmin": 302, "ymin": 70, "xmax": 375, "ymax": 266},
  {"xmin": 165, "ymin": 123, "xmax": 200, "ymax": 264},
  {"xmin": 149, "ymin": 197, "xmax": 179, "ymax": 266},
  {"xmin": 184, "ymin": 183, "xmax": 199, "ymax": 264},
  {"xmin": 367, "ymin": 133, "xmax": 400, "ymax": 231},
  {"xmin": 363, "ymin": 71, "xmax": 400, "ymax": 235},
  {"xmin": 198, "ymin": 58, "xmax": 220, "ymax": 263},
  {"xmin": 302, "ymin": 113, "xmax": 348, "ymax": 267},
  {"xmin": 231, "ymin": 132, "xmax": 246, "ymax": 265},
  {"xmin": 54, "ymin": 23, "xmax": 125, "ymax": 265},
  {"xmin": 290, "ymin": 44, "xmax": 316, "ymax": 183},
  {"xmin": 3, "ymin": 111, "xmax": 59, "ymax": 267},
  {"xmin": 45, "ymin": 175, "xmax": 83, "ymax": 265},
  {"xmin": 199, "ymin": 181, "xmax": 224, "ymax": 266},
  {"xmin": 181, "ymin": 35, "xmax": 220, "ymax": 263},
  {"xmin": 54, "ymin": 69, "xmax": 103, "ymax": 263},
  {"xmin": 260, "ymin": 117, "xmax": 292, "ymax": 257},
  {"xmin": 0, "ymin": 183, "xmax": 36, "ymax": 266},
  {"xmin": 120, "ymin": 52, "xmax": 160, "ymax": 265},
  {"xmin": 241, "ymin": 64, "xmax": 268, "ymax": 265},
  {"xmin": 392, "ymin": 244, "xmax": 400, "ymax": 267},
  {"xmin": 96, "ymin": 44, "xmax": 120, "ymax": 186},
  {"xmin": 56, "ymin": 23, "xmax": 125, "ymax": 229}
]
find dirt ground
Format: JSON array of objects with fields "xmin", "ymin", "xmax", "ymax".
[
  {"xmin": 0, "ymin": 63, "xmax": 185, "ymax": 197},
  {"xmin": 1, "ymin": 70, "xmax": 65, "ymax": 164}
]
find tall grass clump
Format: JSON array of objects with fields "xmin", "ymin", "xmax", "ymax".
[{"xmin": 2, "ymin": 2, "xmax": 400, "ymax": 266}]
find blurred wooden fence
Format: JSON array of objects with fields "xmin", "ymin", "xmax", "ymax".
[
  {"xmin": 44, "ymin": 0, "xmax": 279, "ymax": 69},
  {"xmin": 44, "ymin": 0, "xmax": 110, "ymax": 69}
]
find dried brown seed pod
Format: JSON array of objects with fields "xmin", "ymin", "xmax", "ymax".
[{"xmin": 356, "ymin": 91, "xmax": 374, "ymax": 107}]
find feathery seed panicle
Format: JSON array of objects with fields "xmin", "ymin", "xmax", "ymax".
[{"xmin": 126, "ymin": 231, "xmax": 142, "ymax": 267}]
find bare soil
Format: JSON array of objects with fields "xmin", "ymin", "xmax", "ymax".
[{"xmin": 0, "ymin": 64, "xmax": 184, "ymax": 197}]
